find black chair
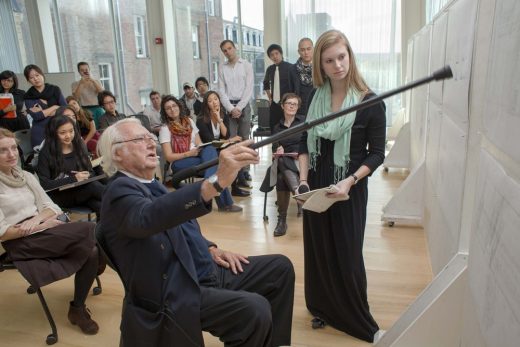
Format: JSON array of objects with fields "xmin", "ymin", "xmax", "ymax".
[
  {"xmin": 253, "ymin": 100, "xmax": 271, "ymax": 140},
  {"xmin": 14, "ymin": 129, "xmax": 36, "ymax": 171},
  {"xmin": 95, "ymin": 225, "xmax": 127, "ymax": 292},
  {"xmin": 0, "ymin": 244, "xmax": 103, "ymax": 345},
  {"xmin": 132, "ymin": 113, "xmax": 153, "ymax": 133},
  {"xmin": 1, "ymin": 252, "xmax": 58, "ymax": 345}
]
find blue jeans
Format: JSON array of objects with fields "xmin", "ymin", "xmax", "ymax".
[{"xmin": 172, "ymin": 146, "xmax": 234, "ymax": 208}]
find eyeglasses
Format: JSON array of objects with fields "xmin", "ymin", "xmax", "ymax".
[
  {"xmin": 104, "ymin": 100, "xmax": 116, "ymax": 105},
  {"xmin": 284, "ymin": 102, "xmax": 299, "ymax": 107},
  {"xmin": 113, "ymin": 134, "xmax": 155, "ymax": 145}
]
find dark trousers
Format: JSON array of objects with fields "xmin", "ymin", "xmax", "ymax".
[{"xmin": 200, "ymin": 255, "xmax": 295, "ymax": 347}]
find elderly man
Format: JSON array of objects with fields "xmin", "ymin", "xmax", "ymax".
[{"xmin": 96, "ymin": 118, "xmax": 295, "ymax": 347}]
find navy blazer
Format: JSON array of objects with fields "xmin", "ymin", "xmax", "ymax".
[{"xmin": 98, "ymin": 172, "xmax": 214, "ymax": 347}]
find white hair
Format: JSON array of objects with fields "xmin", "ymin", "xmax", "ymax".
[{"xmin": 97, "ymin": 118, "xmax": 142, "ymax": 176}]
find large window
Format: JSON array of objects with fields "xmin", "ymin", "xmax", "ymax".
[
  {"xmin": 192, "ymin": 25, "xmax": 200, "ymax": 59},
  {"xmin": 212, "ymin": 61, "xmax": 219, "ymax": 83},
  {"xmin": 426, "ymin": 0, "xmax": 451, "ymax": 22},
  {"xmin": 99, "ymin": 63, "xmax": 114, "ymax": 92},
  {"xmin": 134, "ymin": 15, "xmax": 147, "ymax": 58},
  {"xmin": 285, "ymin": 0, "xmax": 402, "ymax": 124},
  {"xmin": 207, "ymin": 0, "xmax": 215, "ymax": 16}
]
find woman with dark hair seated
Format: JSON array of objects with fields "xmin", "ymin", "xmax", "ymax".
[
  {"xmin": 23, "ymin": 64, "xmax": 66, "ymax": 147},
  {"xmin": 270, "ymin": 93, "xmax": 305, "ymax": 236},
  {"xmin": 66, "ymin": 95, "xmax": 100, "ymax": 156},
  {"xmin": 0, "ymin": 127, "xmax": 99, "ymax": 335},
  {"xmin": 36, "ymin": 113, "xmax": 104, "ymax": 220},
  {"xmin": 196, "ymin": 91, "xmax": 250, "ymax": 197},
  {"xmin": 159, "ymin": 95, "xmax": 242, "ymax": 212},
  {"xmin": 0, "ymin": 70, "xmax": 30, "ymax": 132}
]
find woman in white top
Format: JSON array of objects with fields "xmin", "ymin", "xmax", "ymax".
[
  {"xmin": 158, "ymin": 95, "xmax": 241, "ymax": 212},
  {"xmin": 0, "ymin": 127, "xmax": 100, "ymax": 335}
]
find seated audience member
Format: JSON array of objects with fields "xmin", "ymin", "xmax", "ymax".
[
  {"xmin": 270, "ymin": 93, "xmax": 305, "ymax": 236},
  {"xmin": 66, "ymin": 96, "xmax": 100, "ymax": 155},
  {"xmin": 96, "ymin": 118, "xmax": 295, "ymax": 346},
  {"xmin": 0, "ymin": 128, "xmax": 99, "ymax": 335},
  {"xmin": 179, "ymin": 82, "xmax": 201, "ymax": 121},
  {"xmin": 36, "ymin": 113, "xmax": 104, "ymax": 221},
  {"xmin": 196, "ymin": 91, "xmax": 249, "ymax": 197},
  {"xmin": 196, "ymin": 91, "xmax": 241, "ymax": 145},
  {"xmin": 194, "ymin": 76, "xmax": 210, "ymax": 115},
  {"xmin": 23, "ymin": 64, "xmax": 67, "ymax": 147},
  {"xmin": 143, "ymin": 90, "xmax": 162, "ymax": 134},
  {"xmin": 71, "ymin": 62, "xmax": 105, "ymax": 128},
  {"xmin": 98, "ymin": 90, "xmax": 126, "ymax": 132},
  {"xmin": 159, "ymin": 95, "xmax": 241, "ymax": 212},
  {"xmin": 0, "ymin": 70, "xmax": 30, "ymax": 132}
]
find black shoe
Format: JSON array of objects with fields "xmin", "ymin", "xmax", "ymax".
[
  {"xmin": 237, "ymin": 178, "xmax": 253, "ymax": 189},
  {"xmin": 273, "ymin": 217, "xmax": 287, "ymax": 237},
  {"xmin": 311, "ymin": 317, "xmax": 326, "ymax": 329},
  {"xmin": 243, "ymin": 171, "xmax": 252, "ymax": 181},
  {"xmin": 231, "ymin": 187, "xmax": 251, "ymax": 197}
]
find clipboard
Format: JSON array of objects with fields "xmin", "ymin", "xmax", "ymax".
[{"xmin": 45, "ymin": 174, "xmax": 106, "ymax": 192}]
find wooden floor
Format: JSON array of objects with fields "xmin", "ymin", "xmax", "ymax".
[{"xmin": 0, "ymin": 146, "xmax": 433, "ymax": 347}]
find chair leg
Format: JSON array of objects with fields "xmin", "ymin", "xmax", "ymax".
[
  {"xmin": 35, "ymin": 288, "xmax": 58, "ymax": 345},
  {"xmin": 263, "ymin": 192, "xmax": 268, "ymax": 222},
  {"xmin": 92, "ymin": 276, "xmax": 102, "ymax": 295}
]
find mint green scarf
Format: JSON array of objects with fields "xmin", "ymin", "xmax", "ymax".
[{"xmin": 306, "ymin": 80, "xmax": 360, "ymax": 182}]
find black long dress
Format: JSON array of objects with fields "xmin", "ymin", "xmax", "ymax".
[{"xmin": 299, "ymin": 93, "xmax": 386, "ymax": 342}]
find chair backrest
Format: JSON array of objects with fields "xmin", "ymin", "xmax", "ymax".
[
  {"xmin": 257, "ymin": 106, "xmax": 270, "ymax": 129},
  {"xmin": 95, "ymin": 224, "xmax": 128, "ymax": 292},
  {"xmin": 14, "ymin": 129, "xmax": 33, "ymax": 161},
  {"xmin": 132, "ymin": 113, "xmax": 152, "ymax": 133}
]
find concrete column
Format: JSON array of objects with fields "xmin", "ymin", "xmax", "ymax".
[
  {"xmin": 262, "ymin": 0, "xmax": 283, "ymax": 68},
  {"xmin": 146, "ymin": 0, "xmax": 179, "ymax": 96},
  {"xmin": 25, "ymin": 0, "xmax": 60, "ymax": 72},
  {"xmin": 401, "ymin": 0, "xmax": 426, "ymax": 80}
]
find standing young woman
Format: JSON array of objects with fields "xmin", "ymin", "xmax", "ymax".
[
  {"xmin": 23, "ymin": 65, "xmax": 66, "ymax": 147},
  {"xmin": 66, "ymin": 95, "xmax": 100, "ymax": 155},
  {"xmin": 0, "ymin": 128, "xmax": 99, "ymax": 335},
  {"xmin": 298, "ymin": 30, "xmax": 386, "ymax": 343},
  {"xmin": 0, "ymin": 70, "xmax": 30, "ymax": 132},
  {"xmin": 36, "ymin": 114, "xmax": 104, "ymax": 221},
  {"xmin": 159, "ymin": 95, "xmax": 242, "ymax": 212}
]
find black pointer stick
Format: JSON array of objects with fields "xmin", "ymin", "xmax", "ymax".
[{"xmin": 171, "ymin": 65, "xmax": 453, "ymax": 186}]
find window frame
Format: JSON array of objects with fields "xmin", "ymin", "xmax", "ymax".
[{"xmin": 134, "ymin": 15, "xmax": 147, "ymax": 58}]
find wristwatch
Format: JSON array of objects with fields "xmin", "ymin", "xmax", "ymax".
[
  {"xmin": 208, "ymin": 174, "xmax": 223, "ymax": 193},
  {"xmin": 350, "ymin": 174, "xmax": 359, "ymax": 185}
]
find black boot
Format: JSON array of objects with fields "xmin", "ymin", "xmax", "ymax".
[
  {"xmin": 273, "ymin": 216, "xmax": 287, "ymax": 237},
  {"xmin": 274, "ymin": 191, "xmax": 290, "ymax": 236}
]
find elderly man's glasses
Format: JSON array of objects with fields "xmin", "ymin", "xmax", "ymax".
[{"xmin": 113, "ymin": 133, "xmax": 155, "ymax": 145}]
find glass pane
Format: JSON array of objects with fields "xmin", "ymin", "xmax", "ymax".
[
  {"xmin": 285, "ymin": 0, "xmax": 402, "ymax": 125},
  {"xmin": 221, "ymin": 0, "xmax": 265, "ymax": 99},
  {"xmin": 0, "ymin": 0, "xmax": 35, "ymax": 72}
]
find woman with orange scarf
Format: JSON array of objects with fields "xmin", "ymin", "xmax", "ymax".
[{"xmin": 159, "ymin": 95, "xmax": 241, "ymax": 212}]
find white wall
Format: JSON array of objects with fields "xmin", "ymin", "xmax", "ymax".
[{"xmin": 399, "ymin": 0, "xmax": 520, "ymax": 344}]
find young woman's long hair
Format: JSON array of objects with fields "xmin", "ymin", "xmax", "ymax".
[
  {"xmin": 0, "ymin": 70, "xmax": 19, "ymax": 92},
  {"xmin": 44, "ymin": 114, "xmax": 91, "ymax": 178},
  {"xmin": 159, "ymin": 95, "xmax": 187, "ymax": 124},
  {"xmin": 312, "ymin": 29, "xmax": 369, "ymax": 93},
  {"xmin": 199, "ymin": 90, "xmax": 225, "ymax": 124},
  {"xmin": 66, "ymin": 95, "xmax": 93, "ymax": 130}
]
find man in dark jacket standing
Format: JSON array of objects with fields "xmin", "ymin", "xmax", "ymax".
[
  {"xmin": 97, "ymin": 118, "xmax": 295, "ymax": 347},
  {"xmin": 263, "ymin": 44, "xmax": 298, "ymax": 132}
]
